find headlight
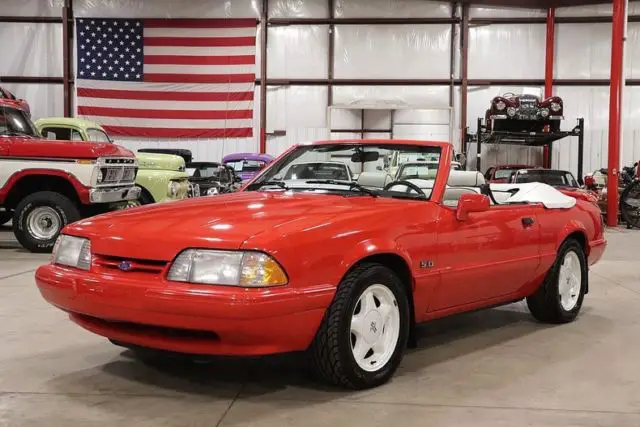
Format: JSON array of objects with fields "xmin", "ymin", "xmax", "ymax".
[
  {"xmin": 495, "ymin": 100, "xmax": 506, "ymax": 111},
  {"xmin": 167, "ymin": 249, "xmax": 288, "ymax": 287},
  {"xmin": 507, "ymin": 107, "xmax": 516, "ymax": 117},
  {"xmin": 207, "ymin": 187, "xmax": 220, "ymax": 196},
  {"xmin": 52, "ymin": 235, "xmax": 91, "ymax": 271},
  {"xmin": 540, "ymin": 108, "xmax": 550, "ymax": 118},
  {"xmin": 96, "ymin": 169, "xmax": 104, "ymax": 184},
  {"xmin": 550, "ymin": 102, "xmax": 562, "ymax": 112},
  {"xmin": 168, "ymin": 180, "xmax": 181, "ymax": 197}
]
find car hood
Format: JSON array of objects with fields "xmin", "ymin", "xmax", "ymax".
[
  {"xmin": 136, "ymin": 152, "xmax": 185, "ymax": 172},
  {"xmin": 65, "ymin": 191, "xmax": 411, "ymax": 261},
  {"xmin": 7, "ymin": 136, "xmax": 134, "ymax": 159}
]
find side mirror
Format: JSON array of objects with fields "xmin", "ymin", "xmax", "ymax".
[{"xmin": 456, "ymin": 193, "xmax": 490, "ymax": 221}]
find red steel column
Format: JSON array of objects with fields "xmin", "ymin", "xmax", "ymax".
[
  {"xmin": 259, "ymin": 1, "xmax": 268, "ymax": 154},
  {"xmin": 542, "ymin": 8, "xmax": 555, "ymax": 169},
  {"xmin": 607, "ymin": 0, "xmax": 627, "ymax": 226}
]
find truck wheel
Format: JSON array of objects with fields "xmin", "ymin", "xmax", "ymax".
[
  {"xmin": 310, "ymin": 263, "xmax": 410, "ymax": 389},
  {"xmin": 0, "ymin": 212, "xmax": 11, "ymax": 226},
  {"xmin": 13, "ymin": 191, "xmax": 81, "ymax": 253},
  {"xmin": 526, "ymin": 238, "xmax": 587, "ymax": 323}
]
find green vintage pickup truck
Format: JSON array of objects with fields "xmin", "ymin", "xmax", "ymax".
[{"xmin": 35, "ymin": 118, "xmax": 190, "ymax": 204}]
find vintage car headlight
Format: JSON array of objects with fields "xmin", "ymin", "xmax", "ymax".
[
  {"xmin": 550, "ymin": 102, "xmax": 562, "ymax": 112},
  {"xmin": 207, "ymin": 187, "xmax": 220, "ymax": 196},
  {"xmin": 168, "ymin": 180, "xmax": 181, "ymax": 197},
  {"xmin": 495, "ymin": 100, "xmax": 506, "ymax": 111},
  {"xmin": 540, "ymin": 108, "xmax": 550, "ymax": 118},
  {"xmin": 507, "ymin": 107, "xmax": 516, "ymax": 117},
  {"xmin": 167, "ymin": 249, "xmax": 288, "ymax": 287},
  {"xmin": 96, "ymin": 169, "xmax": 104, "ymax": 184},
  {"xmin": 52, "ymin": 235, "xmax": 91, "ymax": 270}
]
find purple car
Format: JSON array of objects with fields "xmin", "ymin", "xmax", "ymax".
[{"xmin": 222, "ymin": 152, "xmax": 274, "ymax": 182}]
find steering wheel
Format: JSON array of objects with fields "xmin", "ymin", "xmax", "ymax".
[{"xmin": 384, "ymin": 180, "xmax": 426, "ymax": 196}]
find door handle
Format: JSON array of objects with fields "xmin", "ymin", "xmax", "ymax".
[{"xmin": 521, "ymin": 217, "xmax": 535, "ymax": 228}]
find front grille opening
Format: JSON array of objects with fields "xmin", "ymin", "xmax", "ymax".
[
  {"xmin": 78, "ymin": 314, "xmax": 220, "ymax": 341},
  {"xmin": 94, "ymin": 255, "xmax": 168, "ymax": 273}
]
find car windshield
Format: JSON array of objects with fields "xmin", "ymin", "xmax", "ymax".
[
  {"xmin": 86, "ymin": 128, "xmax": 112, "ymax": 143},
  {"xmin": 514, "ymin": 170, "xmax": 579, "ymax": 187},
  {"xmin": 225, "ymin": 159, "xmax": 266, "ymax": 173},
  {"xmin": 0, "ymin": 106, "xmax": 38, "ymax": 137},
  {"xmin": 191, "ymin": 165, "xmax": 223, "ymax": 178},
  {"xmin": 397, "ymin": 162, "xmax": 439, "ymax": 180},
  {"xmin": 246, "ymin": 142, "xmax": 442, "ymax": 200},
  {"xmin": 494, "ymin": 169, "xmax": 519, "ymax": 180},
  {"xmin": 283, "ymin": 162, "xmax": 350, "ymax": 181}
]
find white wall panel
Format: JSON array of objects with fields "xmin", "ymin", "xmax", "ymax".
[
  {"xmin": 556, "ymin": 24, "xmax": 611, "ymax": 79},
  {"xmin": 627, "ymin": 23, "xmax": 640, "ymax": 80},
  {"xmin": 330, "ymin": 109, "xmax": 362, "ymax": 129},
  {"xmin": 470, "ymin": 6, "xmax": 545, "ymax": 18},
  {"xmin": 333, "ymin": 86, "xmax": 450, "ymax": 108},
  {"xmin": 2, "ymin": 83, "xmax": 64, "ymax": 120},
  {"xmin": 267, "ymin": 26, "xmax": 329, "ymax": 79},
  {"xmin": 335, "ymin": 0, "xmax": 451, "ymax": 18},
  {"xmin": 468, "ymin": 24, "xmax": 545, "ymax": 79},
  {"xmin": 73, "ymin": 0, "xmax": 260, "ymax": 18},
  {"xmin": 556, "ymin": 3, "xmax": 640, "ymax": 17},
  {"xmin": 363, "ymin": 110, "xmax": 391, "ymax": 130},
  {"xmin": 2, "ymin": 0, "xmax": 63, "ymax": 16},
  {"xmin": 0, "ymin": 23, "xmax": 63, "ymax": 77},
  {"xmin": 334, "ymin": 25, "xmax": 451, "ymax": 79},
  {"xmin": 269, "ymin": 0, "xmax": 328, "ymax": 18}
]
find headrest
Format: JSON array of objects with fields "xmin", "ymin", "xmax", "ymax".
[
  {"xmin": 447, "ymin": 171, "xmax": 485, "ymax": 187},
  {"xmin": 357, "ymin": 171, "xmax": 392, "ymax": 188}
]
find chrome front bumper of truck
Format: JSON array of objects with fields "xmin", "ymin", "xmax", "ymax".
[{"xmin": 89, "ymin": 186, "xmax": 141, "ymax": 204}]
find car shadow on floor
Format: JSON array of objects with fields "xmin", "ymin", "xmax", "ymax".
[{"xmin": 93, "ymin": 302, "xmax": 550, "ymax": 399}]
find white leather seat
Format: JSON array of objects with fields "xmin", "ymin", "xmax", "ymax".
[
  {"xmin": 442, "ymin": 171, "xmax": 485, "ymax": 206},
  {"xmin": 357, "ymin": 171, "xmax": 393, "ymax": 189}
]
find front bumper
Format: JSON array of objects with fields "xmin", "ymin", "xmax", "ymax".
[
  {"xmin": 35, "ymin": 264, "xmax": 334, "ymax": 356},
  {"xmin": 89, "ymin": 186, "xmax": 140, "ymax": 204},
  {"xmin": 490, "ymin": 114, "xmax": 564, "ymax": 121}
]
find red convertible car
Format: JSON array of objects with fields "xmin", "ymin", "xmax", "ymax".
[
  {"xmin": 36, "ymin": 140, "xmax": 606, "ymax": 389},
  {"xmin": 0, "ymin": 86, "xmax": 30, "ymax": 116}
]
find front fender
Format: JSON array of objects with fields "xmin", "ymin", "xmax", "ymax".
[
  {"xmin": 135, "ymin": 170, "xmax": 188, "ymax": 202},
  {"xmin": 338, "ymin": 238, "xmax": 414, "ymax": 287}
]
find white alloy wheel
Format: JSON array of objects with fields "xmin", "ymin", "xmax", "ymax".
[
  {"xmin": 558, "ymin": 250, "xmax": 582, "ymax": 311},
  {"xmin": 27, "ymin": 206, "xmax": 61, "ymax": 241},
  {"xmin": 350, "ymin": 284, "xmax": 401, "ymax": 372}
]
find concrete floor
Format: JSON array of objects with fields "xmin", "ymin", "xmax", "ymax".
[{"xmin": 1, "ymin": 225, "xmax": 640, "ymax": 426}]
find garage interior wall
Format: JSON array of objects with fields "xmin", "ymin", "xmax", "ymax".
[{"xmin": 2, "ymin": 0, "xmax": 640, "ymax": 177}]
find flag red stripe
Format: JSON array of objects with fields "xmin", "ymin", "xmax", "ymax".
[
  {"xmin": 78, "ymin": 106, "xmax": 253, "ymax": 120},
  {"xmin": 144, "ymin": 73, "xmax": 255, "ymax": 83},
  {"xmin": 144, "ymin": 19, "xmax": 258, "ymax": 29},
  {"xmin": 143, "ymin": 55, "xmax": 255, "ymax": 65},
  {"xmin": 103, "ymin": 125, "xmax": 253, "ymax": 138},
  {"xmin": 144, "ymin": 36, "xmax": 255, "ymax": 47},
  {"xmin": 77, "ymin": 87, "xmax": 254, "ymax": 101}
]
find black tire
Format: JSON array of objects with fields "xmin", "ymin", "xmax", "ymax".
[
  {"xmin": 309, "ymin": 263, "xmax": 410, "ymax": 389},
  {"xmin": 128, "ymin": 187, "xmax": 154, "ymax": 208},
  {"xmin": 620, "ymin": 180, "xmax": 640, "ymax": 229},
  {"xmin": 0, "ymin": 211, "xmax": 11, "ymax": 226},
  {"xmin": 526, "ymin": 238, "xmax": 587, "ymax": 323},
  {"xmin": 13, "ymin": 191, "xmax": 81, "ymax": 253}
]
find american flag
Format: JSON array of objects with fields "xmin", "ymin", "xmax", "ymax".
[{"xmin": 75, "ymin": 18, "xmax": 256, "ymax": 138}]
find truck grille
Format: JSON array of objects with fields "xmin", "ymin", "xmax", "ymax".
[{"xmin": 97, "ymin": 157, "xmax": 138, "ymax": 187}]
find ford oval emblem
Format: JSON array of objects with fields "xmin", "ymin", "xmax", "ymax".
[{"xmin": 119, "ymin": 260, "xmax": 133, "ymax": 271}]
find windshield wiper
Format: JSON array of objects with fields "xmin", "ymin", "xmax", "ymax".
[
  {"xmin": 251, "ymin": 180, "xmax": 289, "ymax": 190},
  {"xmin": 305, "ymin": 179, "xmax": 379, "ymax": 197}
]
